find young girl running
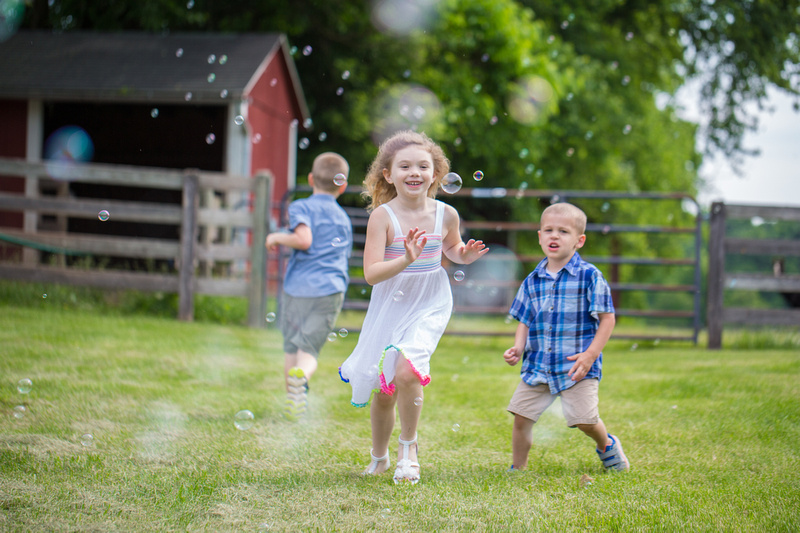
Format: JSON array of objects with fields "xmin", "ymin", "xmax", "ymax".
[{"xmin": 339, "ymin": 130, "xmax": 488, "ymax": 484}]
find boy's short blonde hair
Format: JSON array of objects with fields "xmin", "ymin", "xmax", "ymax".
[
  {"xmin": 541, "ymin": 202, "xmax": 587, "ymax": 234},
  {"xmin": 311, "ymin": 152, "xmax": 349, "ymax": 193}
]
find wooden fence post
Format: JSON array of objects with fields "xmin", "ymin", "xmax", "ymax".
[
  {"xmin": 248, "ymin": 171, "xmax": 271, "ymax": 328},
  {"xmin": 179, "ymin": 172, "xmax": 199, "ymax": 321},
  {"xmin": 707, "ymin": 201, "xmax": 726, "ymax": 349}
]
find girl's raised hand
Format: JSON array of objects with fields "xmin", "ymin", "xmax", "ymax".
[
  {"xmin": 460, "ymin": 239, "xmax": 489, "ymax": 264},
  {"xmin": 404, "ymin": 227, "xmax": 428, "ymax": 264}
]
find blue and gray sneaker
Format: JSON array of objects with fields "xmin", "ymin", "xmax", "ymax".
[{"xmin": 597, "ymin": 434, "xmax": 630, "ymax": 471}]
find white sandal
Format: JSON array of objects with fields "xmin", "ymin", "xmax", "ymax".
[
  {"xmin": 363, "ymin": 450, "xmax": 390, "ymax": 476},
  {"xmin": 393, "ymin": 434, "xmax": 420, "ymax": 485}
]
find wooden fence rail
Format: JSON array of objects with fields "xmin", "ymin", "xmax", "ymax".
[
  {"xmin": 0, "ymin": 157, "xmax": 272, "ymax": 326},
  {"xmin": 707, "ymin": 202, "xmax": 800, "ymax": 348}
]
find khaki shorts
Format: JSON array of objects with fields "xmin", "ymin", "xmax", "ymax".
[
  {"xmin": 279, "ymin": 292, "xmax": 344, "ymax": 357},
  {"xmin": 507, "ymin": 378, "xmax": 599, "ymax": 427}
]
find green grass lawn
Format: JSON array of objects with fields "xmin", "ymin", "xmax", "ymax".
[{"xmin": 2, "ymin": 303, "xmax": 799, "ymax": 532}]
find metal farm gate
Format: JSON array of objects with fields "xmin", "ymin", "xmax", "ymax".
[{"xmin": 274, "ymin": 186, "xmax": 703, "ymax": 344}]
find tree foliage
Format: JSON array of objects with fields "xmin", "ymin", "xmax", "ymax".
[{"xmin": 21, "ymin": 0, "xmax": 799, "ymax": 181}]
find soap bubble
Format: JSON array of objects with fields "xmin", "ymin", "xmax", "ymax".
[
  {"xmin": 42, "ymin": 294, "xmax": 47, "ymax": 299},
  {"xmin": 621, "ymin": 75, "xmax": 631, "ymax": 86},
  {"xmin": 298, "ymin": 138, "xmax": 310, "ymax": 150},
  {"xmin": 270, "ymin": 78, "xmax": 278, "ymax": 87},
  {"xmin": 234, "ymin": 410, "xmax": 255, "ymax": 431},
  {"xmin": 186, "ymin": 0, "xmax": 194, "ymax": 8},
  {"xmin": 44, "ymin": 125, "xmax": 95, "ymax": 179},
  {"xmin": 207, "ymin": 54, "xmax": 216, "ymax": 64},
  {"xmin": 184, "ymin": 92, "xmax": 193, "ymax": 101},
  {"xmin": 17, "ymin": 378, "xmax": 32, "ymax": 394},
  {"xmin": 218, "ymin": 55, "xmax": 228, "ymax": 65},
  {"xmin": 331, "ymin": 237, "xmax": 348, "ymax": 247},
  {"xmin": 453, "ymin": 270, "xmax": 465, "ymax": 282},
  {"xmin": 338, "ymin": 328, "xmax": 349, "ymax": 338},
  {"xmin": 175, "ymin": 48, "xmax": 184, "ymax": 58},
  {"xmin": 219, "ymin": 89, "xmax": 228, "ymax": 98},
  {"xmin": 98, "ymin": 210, "xmax": 110, "ymax": 222},
  {"xmin": 342, "ymin": 70, "xmax": 351, "ymax": 80},
  {"xmin": 413, "ymin": 397, "xmax": 423, "ymax": 406},
  {"xmin": 333, "ymin": 173, "xmax": 347, "ymax": 186},
  {"xmin": 507, "ymin": 75, "xmax": 554, "ymax": 125},
  {"xmin": 336, "ymin": 87, "xmax": 344, "ymax": 96},
  {"xmin": 441, "ymin": 173, "xmax": 462, "ymax": 194},
  {"xmin": 205, "ymin": 133, "xmax": 216, "ymax": 145},
  {"xmin": 318, "ymin": 132, "xmax": 327, "ymax": 141},
  {"xmin": 602, "ymin": 225, "xmax": 611, "ymax": 235},
  {"xmin": 392, "ymin": 290, "xmax": 405, "ymax": 302},
  {"xmin": 630, "ymin": 343, "xmax": 638, "ymax": 351},
  {"xmin": 623, "ymin": 124, "xmax": 632, "ymax": 135},
  {"xmin": 207, "ymin": 73, "xmax": 216, "ymax": 83},
  {"xmin": 473, "ymin": 170, "xmax": 484, "ymax": 182},
  {"xmin": 601, "ymin": 202, "xmax": 610, "ymax": 212},
  {"xmin": 327, "ymin": 332, "xmax": 338, "ymax": 342},
  {"xmin": 625, "ymin": 32, "xmax": 634, "ymax": 41},
  {"xmin": 302, "ymin": 45, "xmax": 312, "ymax": 56},
  {"xmin": 265, "ymin": 312, "xmax": 276, "ymax": 323},
  {"xmin": 234, "ymin": 115, "xmax": 245, "ymax": 126},
  {"xmin": 80, "ymin": 433, "xmax": 94, "ymax": 447},
  {"xmin": 13, "ymin": 405, "xmax": 26, "ymax": 419},
  {"xmin": 452, "ymin": 423, "xmax": 460, "ymax": 432},
  {"xmin": 252, "ymin": 133, "xmax": 261, "ymax": 144},
  {"xmin": 150, "ymin": 108, "xmax": 159, "ymax": 118},
  {"xmin": 303, "ymin": 118, "xmax": 313, "ymax": 129}
]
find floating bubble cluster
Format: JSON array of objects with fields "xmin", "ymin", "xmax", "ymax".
[{"xmin": 441, "ymin": 173, "xmax": 462, "ymax": 194}]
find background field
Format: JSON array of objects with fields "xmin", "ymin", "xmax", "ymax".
[{"xmin": 2, "ymin": 293, "xmax": 799, "ymax": 532}]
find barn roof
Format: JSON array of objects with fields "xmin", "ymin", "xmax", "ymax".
[{"xmin": 0, "ymin": 30, "xmax": 309, "ymax": 117}]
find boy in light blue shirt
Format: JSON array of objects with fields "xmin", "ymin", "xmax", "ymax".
[
  {"xmin": 503, "ymin": 202, "xmax": 629, "ymax": 471},
  {"xmin": 266, "ymin": 152, "xmax": 351, "ymax": 420}
]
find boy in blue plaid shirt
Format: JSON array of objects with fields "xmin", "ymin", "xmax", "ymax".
[{"xmin": 503, "ymin": 202, "xmax": 629, "ymax": 471}]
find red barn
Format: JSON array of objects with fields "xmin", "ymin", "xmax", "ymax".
[{"xmin": 0, "ymin": 30, "xmax": 309, "ymax": 259}]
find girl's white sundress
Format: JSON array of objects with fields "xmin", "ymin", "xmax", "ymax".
[{"xmin": 340, "ymin": 200, "xmax": 453, "ymax": 407}]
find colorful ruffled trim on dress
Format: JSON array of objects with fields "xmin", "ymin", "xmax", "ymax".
[
  {"xmin": 378, "ymin": 344, "xmax": 431, "ymax": 396},
  {"xmin": 339, "ymin": 345, "xmax": 431, "ymax": 408}
]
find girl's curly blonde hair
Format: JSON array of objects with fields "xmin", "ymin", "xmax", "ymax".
[{"xmin": 362, "ymin": 130, "xmax": 450, "ymax": 212}]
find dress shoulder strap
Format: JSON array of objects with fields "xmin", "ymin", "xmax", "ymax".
[
  {"xmin": 380, "ymin": 204, "xmax": 404, "ymax": 238},
  {"xmin": 434, "ymin": 200, "xmax": 445, "ymax": 235}
]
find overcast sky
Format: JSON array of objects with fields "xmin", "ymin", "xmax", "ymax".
[{"xmin": 681, "ymin": 87, "xmax": 800, "ymax": 208}]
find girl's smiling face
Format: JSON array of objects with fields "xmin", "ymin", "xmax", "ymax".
[{"xmin": 383, "ymin": 145, "xmax": 434, "ymax": 199}]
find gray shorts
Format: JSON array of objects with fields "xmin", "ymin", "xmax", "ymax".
[
  {"xmin": 279, "ymin": 292, "xmax": 344, "ymax": 357},
  {"xmin": 507, "ymin": 378, "xmax": 600, "ymax": 427}
]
